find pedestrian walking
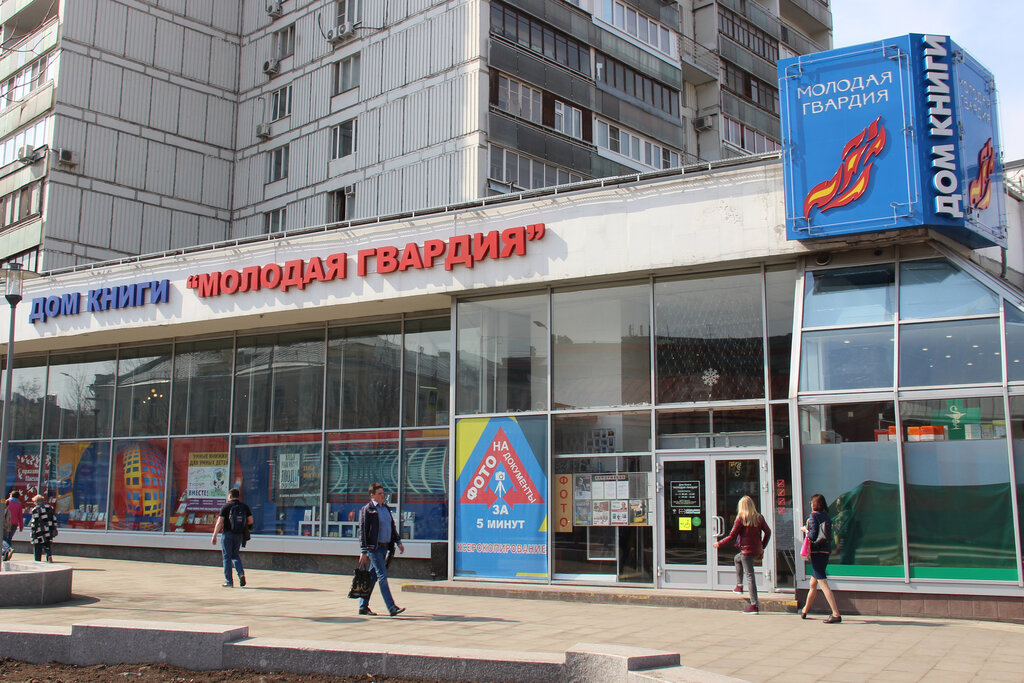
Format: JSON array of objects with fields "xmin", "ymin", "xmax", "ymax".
[
  {"xmin": 4, "ymin": 490, "xmax": 23, "ymax": 560},
  {"xmin": 357, "ymin": 483, "xmax": 405, "ymax": 616},
  {"xmin": 211, "ymin": 488, "xmax": 253, "ymax": 588},
  {"xmin": 29, "ymin": 495, "xmax": 57, "ymax": 562},
  {"xmin": 799, "ymin": 493, "xmax": 842, "ymax": 623},
  {"xmin": 714, "ymin": 495, "xmax": 772, "ymax": 614}
]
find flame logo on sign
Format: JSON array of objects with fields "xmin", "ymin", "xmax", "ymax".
[
  {"xmin": 803, "ymin": 116, "xmax": 887, "ymax": 219},
  {"xmin": 968, "ymin": 138, "xmax": 994, "ymax": 211}
]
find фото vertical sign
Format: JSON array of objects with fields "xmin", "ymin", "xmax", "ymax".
[
  {"xmin": 455, "ymin": 417, "xmax": 548, "ymax": 579},
  {"xmin": 779, "ymin": 34, "xmax": 1005, "ymax": 248}
]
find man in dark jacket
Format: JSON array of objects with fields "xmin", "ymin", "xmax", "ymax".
[{"xmin": 357, "ymin": 482, "xmax": 405, "ymax": 616}]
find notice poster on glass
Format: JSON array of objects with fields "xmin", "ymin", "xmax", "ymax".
[
  {"xmin": 279, "ymin": 452, "xmax": 301, "ymax": 489},
  {"xmin": 574, "ymin": 501, "xmax": 591, "ymax": 526},
  {"xmin": 574, "ymin": 474, "xmax": 591, "ymax": 500},
  {"xmin": 592, "ymin": 500, "xmax": 610, "ymax": 526},
  {"xmin": 629, "ymin": 499, "xmax": 647, "ymax": 525},
  {"xmin": 186, "ymin": 453, "xmax": 229, "ymax": 502},
  {"xmin": 610, "ymin": 500, "xmax": 628, "ymax": 526}
]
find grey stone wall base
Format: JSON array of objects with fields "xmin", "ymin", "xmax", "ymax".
[
  {"xmin": 565, "ymin": 643, "xmax": 681, "ymax": 683},
  {"xmin": 0, "ymin": 624, "xmax": 71, "ymax": 664},
  {"xmin": 69, "ymin": 620, "xmax": 248, "ymax": 670},
  {"xmin": 0, "ymin": 561, "xmax": 73, "ymax": 606}
]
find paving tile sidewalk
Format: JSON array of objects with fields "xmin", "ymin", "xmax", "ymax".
[{"xmin": 4, "ymin": 557, "xmax": 1024, "ymax": 682}]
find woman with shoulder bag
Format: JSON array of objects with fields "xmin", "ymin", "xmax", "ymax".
[
  {"xmin": 714, "ymin": 495, "xmax": 771, "ymax": 615},
  {"xmin": 798, "ymin": 493, "xmax": 841, "ymax": 623}
]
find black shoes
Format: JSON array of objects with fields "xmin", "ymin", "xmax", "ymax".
[
  {"xmin": 389, "ymin": 606, "xmax": 406, "ymax": 617},
  {"xmin": 824, "ymin": 614, "xmax": 842, "ymax": 624},
  {"xmin": 358, "ymin": 608, "xmax": 377, "ymax": 615},
  {"xmin": 239, "ymin": 575, "xmax": 246, "ymax": 587}
]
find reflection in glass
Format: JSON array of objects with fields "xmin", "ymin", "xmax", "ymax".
[
  {"xmin": 403, "ymin": 318, "xmax": 450, "ymax": 427},
  {"xmin": 1009, "ymin": 396, "xmax": 1024, "ymax": 580},
  {"xmin": 235, "ymin": 433, "xmax": 323, "ymax": 536},
  {"xmin": 799, "ymin": 326, "xmax": 893, "ymax": 391},
  {"xmin": 403, "ymin": 429, "xmax": 448, "ymax": 540},
  {"xmin": 1005, "ymin": 304, "xmax": 1024, "ymax": 382},
  {"xmin": 554, "ymin": 412, "xmax": 650, "ymax": 455},
  {"xmin": 3, "ymin": 356, "xmax": 46, "ymax": 441},
  {"xmin": 40, "ymin": 441, "xmax": 111, "ymax": 529},
  {"xmin": 799, "ymin": 403, "xmax": 903, "ymax": 575},
  {"xmin": 662, "ymin": 459, "xmax": 704, "ymax": 566},
  {"xmin": 113, "ymin": 345, "xmax": 171, "ymax": 437},
  {"xmin": 553, "ymin": 284, "xmax": 650, "ymax": 409},
  {"xmin": 4, "ymin": 442, "xmax": 41, "ymax": 519},
  {"xmin": 457, "ymin": 294, "xmax": 548, "ymax": 414},
  {"xmin": 108, "ymin": 439, "xmax": 168, "ymax": 531},
  {"xmin": 771, "ymin": 404, "xmax": 794, "ymax": 587},
  {"xmin": 553, "ymin": 455, "xmax": 652, "ymax": 583},
  {"xmin": 171, "ymin": 339, "xmax": 233, "ymax": 435},
  {"xmin": 656, "ymin": 408, "xmax": 765, "ymax": 449},
  {"xmin": 166, "ymin": 437, "xmax": 231, "ymax": 533},
  {"xmin": 44, "ymin": 351, "xmax": 116, "ymax": 440},
  {"xmin": 766, "ymin": 266, "xmax": 795, "ymax": 401},
  {"xmin": 656, "ymin": 270, "xmax": 764, "ymax": 403},
  {"xmin": 327, "ymin": 322, "xmax": 401, "ymax": 429},
  {"xmin": 901, "ymin": 398, "xmax": 1016, "ymax": 580},
  {"xmin": 802, "ymin": 264, "xmax": 894, "ymax": 327},
  {"xmin": 899, "ymin": 258, "xmax": 999, "ymax": 320},
  {"xmin": 326, "ymin": 430, "xmax": 399, "ymax": 536},
  {"xmin": 235, "ymin": 330, "xmax": 325, "ymax": 433},
  {"xmin": 899, "ymin": 319, "xmax": 1001, "ymax": 387}
]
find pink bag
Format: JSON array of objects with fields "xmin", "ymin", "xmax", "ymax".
[{"xmin": 800, "ymin": 535, "xmax": 811, "ymax": 558}]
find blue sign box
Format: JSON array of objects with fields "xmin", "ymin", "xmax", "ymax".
[{"xmin": 779, "ymin": 34, "xmax": 1005, "ymax": 248}]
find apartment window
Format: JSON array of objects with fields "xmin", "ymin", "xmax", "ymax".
[
  {"xmin": 336, "ymin": 0, "xmax": 361, "ymax": 25},
  {"xmin": 333, "ymin": 53, "xmax": 360, "ymax": 94},
  {"xmin": 595, "ymin": 54, "xmax": 678, "ymax": 117},
  {"xmin": 0, "ymin": 180, "xmax": 42, "ymax": 229},
  {"xmin": 270, "ymin": 85, "xmax": 291, "ymax": 121},
  {"xmin": 265, "ymin": 207, "xmax": 287, "ymax": 233},
  {"xmin": 553, "ymin": 101, "xmax": 583, "ymax": 140},
  {"xmin": 496, "ymin": 75, "xmax": 542, "ymax": 124},
  {"xmin": 598, "ymin": 1, "xmax": 674, "ymax": 56},
  {"xmin": 595, "ymin": 120, "xmax": 680, "ymax": 170},
  {"xmin": 329, "ymin": 188, "xmax": 354, "ymax": 222},
  {"xmin": 721, "ymin": 62, "xmax": 779, "ymax": 114},
  {"xmin": 273, "ymin": 25, "xmax": 295, "ymax": 59},
  {"xmin": 490, "ymin": 2, "xmax": 591, "ymax": 78},
  {"xmin": 330, "ymin": 119, "xmax": 357, "ymax": 159},
  {"xmin": 488, "ymin": 145, "xmax": 584, "ymax": 192},
  {"xmin": 268, "ymin": 145, "xmax": 289, "ymax": 182},
  {"xmin": 722, "ymin": 115, "xmax": 780, "ymax": 154},
  {"xmin": 719, "ymin": 8, "xmax": 778, "ymax": 63},
  {"xmin": 0, "ymin": 53, "xmax": 53, "ymax": 110}
]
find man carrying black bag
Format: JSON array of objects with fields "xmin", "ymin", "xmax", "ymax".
[{"xmin": 354, "ymin": 483, "xmax": 405, "ymax": 616}]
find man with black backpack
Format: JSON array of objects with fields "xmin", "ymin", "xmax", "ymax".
[{"xmin": 211, "ymin": 488, "xmax": 253, "ymax": 588}]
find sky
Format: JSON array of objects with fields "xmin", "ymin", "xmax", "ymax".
[{"xmin": 830, "ymin": 0, "xmax": 1024, "ymax": 162}]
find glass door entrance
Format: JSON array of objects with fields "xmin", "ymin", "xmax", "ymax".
[{"xmin": 658, "ymin": 454, "xmax": 770, "ymax": 590}]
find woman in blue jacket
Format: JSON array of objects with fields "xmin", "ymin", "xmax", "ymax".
[{"xmin": 799, "ymin": 493, "xmax": 841, "ymax": 623}]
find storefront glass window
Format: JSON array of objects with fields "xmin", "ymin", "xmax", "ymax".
[
  {"xmin": 3, "ymin": 355, "xmax": 46, "ymax": 440},
  {"xmin": 40, "ymin": 441, "xmax": 110, "ymax": 529},
  {"xmin": 235, "ymin": 433, "xmax": 323, "ymax": 536},
  {"xmin": 799, "ymin": 326, "xmax": 893, "ymax": 391},
  {"xmin": 456, "ymin": 294, "xmax": 548, "ymax": 414},
  {"xmin": 4, "ymin": 442, "xmax": 41, "ymax": 520},
  {"xmin": 403, "ymin": 318, "xmax": 450, "ymax": 427},
  {"xmin": 901, "ymin": 398, "xmax": 1016, "ymax": 580},
  {"xmin": 171, "ymin": 339, "xmax": 233, "ymax": 435},
  {"xmin": 234, "ymin": 330, "xmax": 325, "ymax": 433},
  {"xmin": 552, "ymin": 454, "xmax": 652, "ymax": 583},
  {"xmin": 655, "ymin": 270, "xmax": 764, "ymax": 403},
  {"xmin": 553, "ymin": 284, "xmax": 650, "ymax": 409},
  {"xmin": 899, "ymin": 319, "xmax": 1002, "ymax": 387},
  {"xmin": 327, "ymin": 323, "xmax": 401, "ymax": 429},
  {"xmin": 899, "ymin": 258, "xmax": 999, "ymax": 320},
  {"xmin": 655, "ymin": 407, "xmax": 765, "ymax": 449},
  {"xmin": 44, "ymin": 351, "xmax": 116, "ymax": 440},
  {"xmin": 326, "ymin": 430, "xmax": 399, "ymax": 536},
  {"xmin": 1008, "ymin": 396, "xmax": 1024, "ymax": 579},
  {"xmin": 766, "ymin": 266, "xmax": 796, "ymax": 401},
  {"xmin": 113, "ymin": 345, "xmax": 171, "ymax": 437},
  {"xmin": 553, "ymin": 412, "xmax": 650, "ymax": 455},
  {"xmin": 1004, "ymin": 304, "xmax": 1024, "ymax": 382},
  {"xmin": 109, "ymin": 439, "xmax": 168, "ymax": 531},
  {"xmin": 771, "ymin": 404, "xmax": 794, "ymax": 587},
  {"xmin": 165, "ymin": 436, "xmax": 232, "ymax": 533},
  {"xmin": 402, "ymin": 428, "xmax": 448, "ymax": 540},
  {"xmin": 802, "ymin": 264, "xmax": 895, "ymax": 327},
  {"xmin": 799, "ymin": 402, "xmax": 903, "ymax": 577}
]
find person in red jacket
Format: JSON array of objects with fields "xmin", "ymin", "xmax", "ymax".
[{"xmin": 715, "ymin": 495, "xmax": 772, "ymax": 614}]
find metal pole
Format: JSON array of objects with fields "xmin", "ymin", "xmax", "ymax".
[{"xmin": 0, "ymin": 292, "xmax": 20, "ymax": 501}]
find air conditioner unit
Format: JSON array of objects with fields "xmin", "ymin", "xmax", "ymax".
[
  {"xmin": 343, "ymin": 184, "xmax": 356, "ymax": 196},
  {"xmin": 54, "ymin": 148, "xmax": 79, "ymax": 167},
  {"xmin": 693, "ymin": 115, "xmax": 714, "ymax": 132},
  {"xmin": 328, "ymin": 22, "xmax": 356, "ymax": 45},
  {"xmin": 16, "ymin": 146, "xmax": 35, "ymax": 163},
  {"xmin": 266, "ymin": 2, "xmax": 283, "ymax": 18},
  {"xmin": 256, "ymin": 123, "xmax": 272, "ymax": 139},
  {"xmin": 262, "ymin": 58, "xmax": 280, "ymax": 76}
]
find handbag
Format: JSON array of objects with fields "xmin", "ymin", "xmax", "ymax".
[
  {"xmin": 800, "ymin": 535, "xmax": 811, "ymax": 558},
  {"xmin": 348, "ymin": 566, "xmax": 376, "ymax": 599}
]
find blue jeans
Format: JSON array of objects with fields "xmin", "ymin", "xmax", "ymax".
[
  {"xmin": 358, "ymin": 546, "xmax": 395, "ymax": 612},
  {"xmin": 221, "ymin": 532, "xmax": 244, "ymax": 584}
]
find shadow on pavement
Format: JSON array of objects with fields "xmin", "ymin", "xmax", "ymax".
[
  {"xmin": 843, "ymin": 619, "xmax": 947, "ymax": 627},
  {"xmin": 240, "ymin": 587, "xmax": 330, "ymax": 593}
]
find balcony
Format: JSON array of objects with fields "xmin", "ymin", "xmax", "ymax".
[{"xmin": 678, "ymin": 33, "xmax": 719, "ymax": 85}]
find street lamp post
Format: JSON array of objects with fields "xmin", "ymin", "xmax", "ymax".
[{"xmin": 0, "ymin": 263, "xmax": 26, "ymax": 502}]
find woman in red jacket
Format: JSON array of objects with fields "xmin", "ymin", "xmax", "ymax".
[{"xmin": 714, "ymin": 495, "xmax": 771, "ymax": 614}]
